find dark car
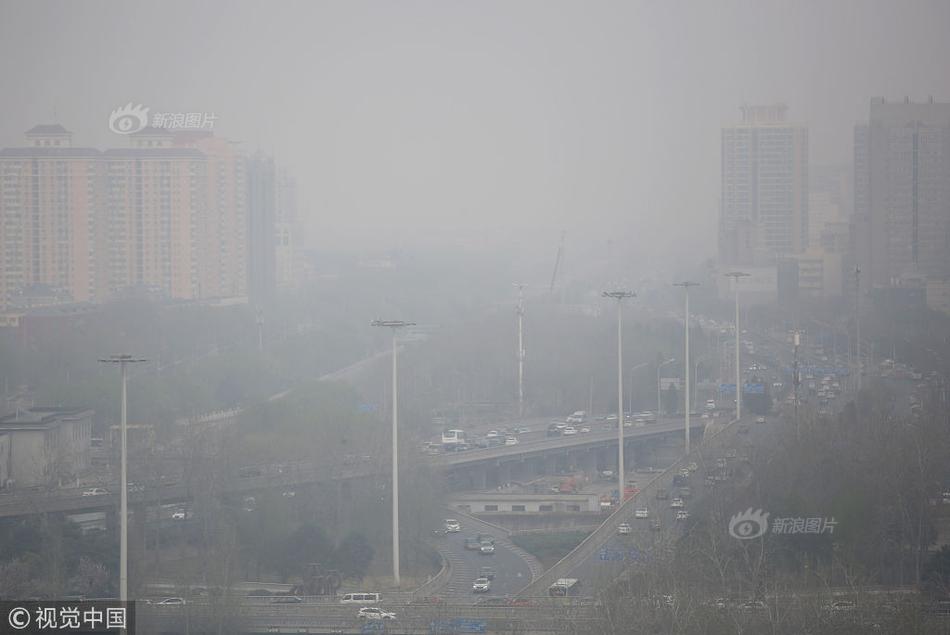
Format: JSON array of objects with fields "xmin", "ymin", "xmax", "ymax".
[
  {"xmin": 271, "ymin": 595, "xmax": 303, "ymax": 604},
  {"xmin": 546, "ymin": 424, "xmax": 562, "ymax": 437}
]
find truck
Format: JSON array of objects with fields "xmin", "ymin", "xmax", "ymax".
[
  {"xmin": 548, "ymin": 578, "xmax": 581, "ymax": 597},
  {"xmin": 559, "ymin": 476, "xmax": 577, "ymax": 494}
]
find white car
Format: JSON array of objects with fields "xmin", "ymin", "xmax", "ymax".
[
  {"xmin": 562, "ymin": 426, "xmax": 578, "ymax": 436},
  {"xmin": 472, "ymin": 577, "xmax": 491, "ymax": 593},
  {"xmin": 485, "ymin": 430, "xmax": 499, "ymax": 439},
  {"xmin": 504, "ymin": 436, "xmax": 519, "ymax": 446},
  {"xmin": 156, "ymin": 597, "xmax": 185, "ymax": 605},
  {"xmin": 479, "ymin": 543, "xmax": 495, "ymax": 555},
  {"xmin": 670, "ymin": 498, "xmax": 684, "ymax": 509},
  {"xmin": 756, "ymin": 416, "xmax": 766, "ymax": 424},
  {"xmin": 82, "ymin": 488, "xmax": 109, "ymax": 496},
  {"xmin": 358, "ymin": 607, "xmax": 396, "ymax": 620},
  {"xmin": 171, "ymin": 509, "xmax": 188, "ymax": 520},
  {"xmin": 675, "ymin": 510, "xmax": 690, "ymax": 521},
  {"xmin": 634, "ymin": 508, "xmax": 649, "ymax": 519},
  {"xmin": 579, "ymin": 426, "xmax": 591, "ymax": 433},
  {"xmin": 617, "ymin": 522, "xmax": 632, "ymax": 535},
  {"xmin": 444, "ymin": 519, "xmax": 461, "ymax": 532}
]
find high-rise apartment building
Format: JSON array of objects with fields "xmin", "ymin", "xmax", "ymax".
[
  {"xmin": 171, "ymin": 131, "xmax": 248, "ymax": 298},
  {"xmin": 0, "ymin": 126, "xmax": 101, "ymax": 307},
  {"xmin": 247, "ymin": 152, "xmax": 276, "ymax": 305},
  {"xmin": 853, "ymin": 98, "xmax": 950, "ymax": 289},
  {"xmin": 275, "ymin": 170, "xmax": 298, "ymax": 288},
  {"xmin": 103, "ymin": 130, "xmax": 207, "ymax": 299},
  {"xmin": 719, "ymin": 104, "xmax": 809, "ymax": 267}
]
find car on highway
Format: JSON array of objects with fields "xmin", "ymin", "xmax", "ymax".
[
  {"xmin": 479, "ymin": 543, "xmax": 495, "ymax": 555},
  {"xmin": 478, "ymin": 566, "xmax": 495, "ymax": 580},
  {"xmin": 504, "ymin": 436, "xmax": 519, "ymax": 446},
  {"xmin": 756, "ymin": 416, "xmax": 766, "ymax": 424},
  {"xmin": 444, "ymin": 519, "xmax": 461, "ymax": 532},
  {"xmin": 546, "ymin": 424, "xmax": 562, "ymax": 437},
  {"xmin": 127, "ymin": 482, "xmax": 145, "ymax": 493},
  {"xmin": 171, "ymin": 509, "xmax": 190, "ymax": 520},
  {"xmin": 485, "ymin": 430, "xmax": 499, "ymax": 439},
  {"xmin": 271, "ymin": 595, "xmax": 303, "ymax": 603},
  {"xmin": 675, "ymin": 510, "xmax": 690, "ymax": 521},
  {"xmin": 82, "ymin": 488, "xmax": 109, "ymax": 496},
  {"xmin": 617, "ymin": 522, "xmax": 632, "ymax": 535},
  {"xmin": 282, "ymin": 490, "xmax": 296, "ymax": 497},
  {"xmin": 670, "ymin": 497, "xmax": 684, "ymax": 508},
  {"xmin": 566, "ymin": 411, "xmax": 587, "ymax": 423},
  {"xmin": 579, "ymin": 426, "xmax": 591, "ymax": 433},
  {"xmin": 687, "ymin": 462, "xmax": 698, "ymax": 472},
  {"xmin": 358, "ymin": 607, "xmax": 396, "ymax": 620},
  {"xmin": 635, "ymin": 508, "xmax": 649, "ymax": 519},
  {"xmin": 472, "ymin": 577, "xmax": 491, "ymax": 593},
  {"xmin": 829, "ymin": 600, "xmax": 856, "ymax": 612},
  {"xmin": 514, "ymin": 426, "xmax": 530, "ymax": 434},
  {"xmin": 562, "ymin": 426, "xmax": 578, "ymax": 436},
  {"xmin": 156, "ymin": 597, "xmax": 186, "ymax": 605}
]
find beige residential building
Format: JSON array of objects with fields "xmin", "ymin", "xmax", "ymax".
[{"xmin": 0, "ymin": 126, "xmax": 101, "ymax": 307}]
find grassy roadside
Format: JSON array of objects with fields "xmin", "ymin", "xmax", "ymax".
[{"xmin": 511, "ymin": 531, "xmax": 591, "ymax": 569}]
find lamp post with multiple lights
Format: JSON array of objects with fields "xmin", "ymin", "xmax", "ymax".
[
  {"xmin": 98, "ymin": 354, "xmax": 147, "ymax": 603},
  {"xmin": 371, "ymin": 319, "xmax": 415, "ymax": 586},
  {"xmin": 601, "ymin": 290, "xmax": 635, "ymax": 502},
  {"xmin": 673, "ymin": 281, "xmax": 700, "ymax": 454},
  {"xmin": 724, "ymin": 271, "xmax": 750, "ymax": 418}
]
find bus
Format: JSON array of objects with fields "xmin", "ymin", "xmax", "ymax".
[
  {"xmin": 441, "ymin": 429, "xmax": 467, "ymax": 449},
  {"xmin": 548, "ymin": 578, "xmax": 581, "ymax": 597}
]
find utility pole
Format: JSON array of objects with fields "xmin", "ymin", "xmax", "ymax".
[
  {"xmin": 602, "ymin": 290, "xmax": 635, "ymax": 503},
  {"xmin": 674, "ymin": 282, "xmax": 700, "ymax": 455},
  {"xmin": 371, "ymin": 320, "xmax": 415, "ymax": 587},
  {"xmin": 98, "ymin": 354, "xmax": 147, "ymax": 604},
  {"xmin": 725, "ymin": 272, "xmax": 750, "ymax": 419},
  {"xmin": 514, "ymin": 283, "xmax": 527, "ymax": 420}
]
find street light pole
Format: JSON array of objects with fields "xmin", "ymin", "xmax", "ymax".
[
  {"xmin": 514, "ymin": 284, "xmax": 527, "ymax": 420},
  {"xmin": 725, "ymin": 272, "xmax": 750, "ymax": 419},
  {"xmin": 371, "ymin": 319, "xmax": 415, "ymax": 587},
  {"xmin": 674, "ymin": 282, "xmax": 700, "ymax": 455},
  {"xmin": 98, "ymin": 354, "xmax": 147, "ymax": 603},
  {"xmin": 602, "ymin": 290, "xmax": 635, "ymax": 503}
]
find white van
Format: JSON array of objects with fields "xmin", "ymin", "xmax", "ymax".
[{"xmin": 340, "ymin": 592, "xmax": 380, "ymax": 605}]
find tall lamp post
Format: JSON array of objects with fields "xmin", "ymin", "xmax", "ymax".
[
  {"xmin": 514, "ymin": 283, "xmax": 527, "ymax": 420},
  {"xmin": 98, "ymin": 354, "xmax": 147, "ymax": 603},
  {"xmin": 674, "ymin": 281, "xmax": 700, "ymax": 454},
  {"xmin": 602, "ymin": 290, "xmax": 635, "ymax": 502},
  {"xmin": 724, "ymin": 272, "xmax": 750, "ymax": 418},
  {"xmin": 371, "ymin": 319, "xmax": 415, "ymax": 587},
  {"xmin": 656, "ymin": 358, "xmax": 676, "ymax": 417}
]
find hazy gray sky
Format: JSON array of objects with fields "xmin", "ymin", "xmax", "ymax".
[{"xmin": 2, "ymin": 0, "xmax": 949, "ymax": 266}]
